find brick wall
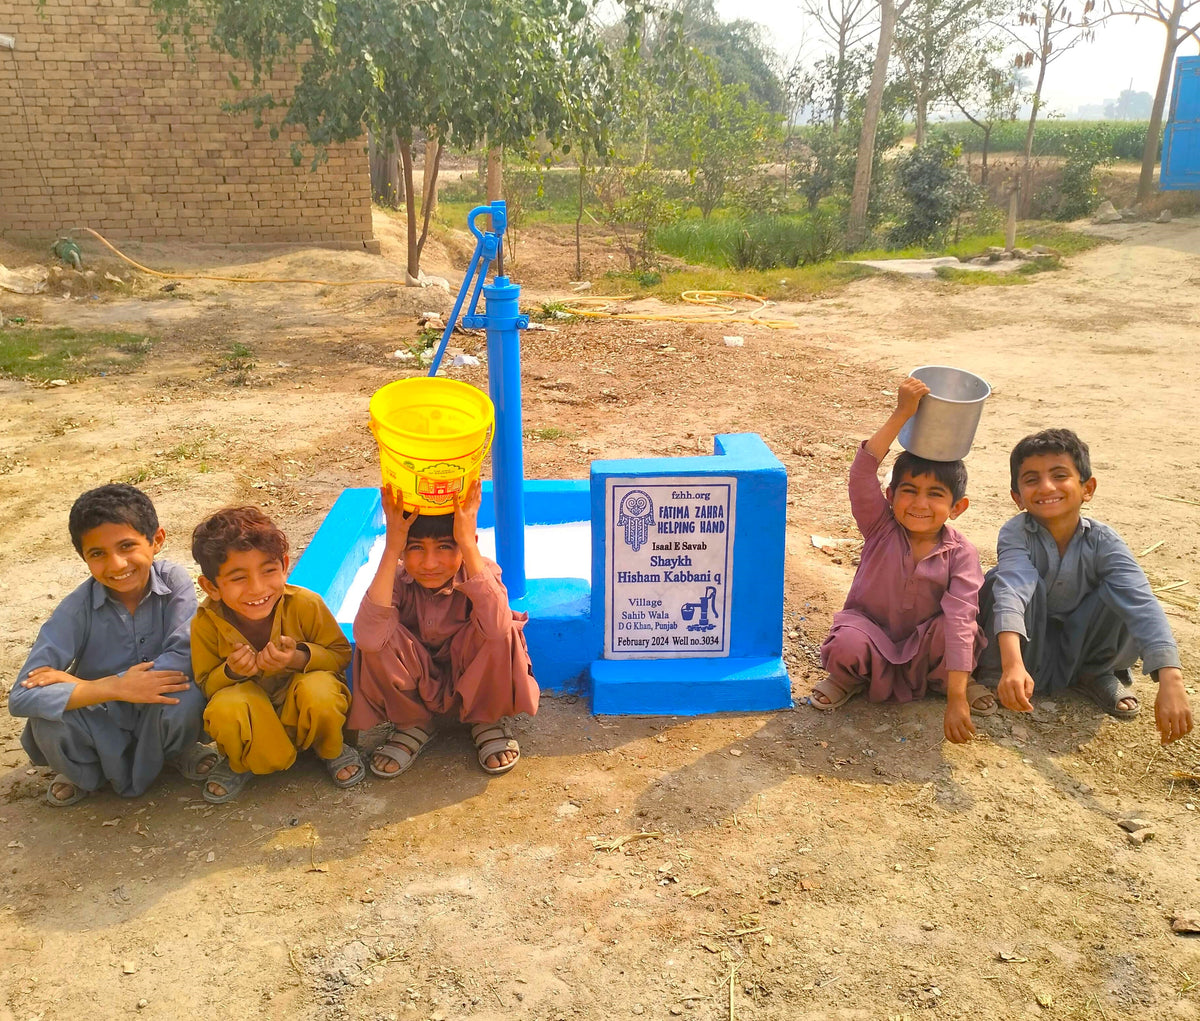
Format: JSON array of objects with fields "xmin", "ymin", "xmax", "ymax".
[{"xmin": 0, "ymin": 0, "xmax": 374, "ymax": 245}]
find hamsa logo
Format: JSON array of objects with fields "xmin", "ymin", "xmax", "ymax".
[{"xmin": 616, "ymin": 490, "xmax": 654, "ymax": 552}]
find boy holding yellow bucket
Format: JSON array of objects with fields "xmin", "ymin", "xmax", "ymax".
[{"xmin": 348, "ymin": 478, "xmax": 538, "ymax": 777}]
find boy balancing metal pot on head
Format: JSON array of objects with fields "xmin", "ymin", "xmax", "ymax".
[{"xmin": 810, "ymin": 376, "xmax": 995, "ymax": 744}]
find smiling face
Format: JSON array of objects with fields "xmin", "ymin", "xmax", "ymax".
[
  {"xmin": 402, "ymin": 535, "xmax": 464, "ymax": 591},
  {"xmin": 1012, "ymin": 452, "xmax": 1095, "ymax": 529},
  {"xmin": 199, "ymin": 547, "xmax": 289, "ymax": 624},
  {"xmin": 79, "ymin": 522, "xmax": 165, "ymax": 606},
  {"xmin": 887, "ymin": 470, "xmax": 968, "ymax": 542}
]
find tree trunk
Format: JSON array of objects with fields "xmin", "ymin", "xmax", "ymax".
[
  {"xmin": 368, "ymin": 129, "xmax": 404, "ymax": 207},
  {"xmin": 391, "ymin": 133, "xmax": 404, "ymax": 205},
  {"xmin": 421, "ymin": 134, "xmax": 440, "ymax": 220},
  {"xmin": 398, "ymin": 140, "xmax": 420, "ymax": 282},
  {"xmin": 1139, "ymin": 2, "xmax": 1183, "ymax": 204},
  {"xmin": 416, "ymin": 138, "xmax": 443, "ymax": 264},
  {"xmin": 1022, "ymin": 50, "xmax": 1049, "ymax": 165},
  {"xmin": 487, "ymin": 147, "xmax": 503, "ymax": 202},
  {"xmin": 576, "ymin": 162, "xmax": 586, "ymax": 280},
  {"xmin": 915, "ymin": 92, "xmax": 927, "ymax": 147},
  {"xmin": 847, "ymin": 0, "xmax": 899, "ymax": 247}
]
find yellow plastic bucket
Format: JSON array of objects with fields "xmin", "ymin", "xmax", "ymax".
[{"xmin": 368, "ymin": 378, "xmax": 495, "ymax": 514}]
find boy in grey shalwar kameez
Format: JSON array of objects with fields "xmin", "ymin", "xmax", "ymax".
[
  {"xmin": 8, "ymin": 485, "xmax": 213, "ymax": 804},
  {"xmin": 978, "ymin": 430, "xmax": 1193, "ymax": 745}
]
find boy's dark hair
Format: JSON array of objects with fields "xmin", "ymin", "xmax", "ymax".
[
  {"xmin": 1009, "ymin": 428, "xmax": 1091, "ymax": 492},
  {"xmin": 407, "ymin": 513, "xmax": 456, "ymax": 543},
  {"xmin": 889, "ymin": 452, "xmax": 968, "ymax": 503},
  {"xmin": 69, "ymin": 484, "xmax": 159, "ymax": 554},
  {"xmin": 192, "ymin": 506, "xmax": 290, "ymax": 581}
]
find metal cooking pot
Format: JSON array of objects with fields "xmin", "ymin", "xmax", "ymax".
[{"xmin": 898, "ymin": 365, "xmax": 991, "ymax": 462}]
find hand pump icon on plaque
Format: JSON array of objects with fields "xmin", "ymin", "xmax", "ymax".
[{"xmin": 680, "ymin": 586, "xmax": 719, "ymax": 632}]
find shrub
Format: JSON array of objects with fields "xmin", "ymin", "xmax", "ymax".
[{"xmin": 888, "ymin": 139, "xmax": 979, "ymax": 248}]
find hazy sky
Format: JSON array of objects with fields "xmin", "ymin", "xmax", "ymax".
[{"xmin": 715, "ymin": 0, "xmax": 1195, "ymax": 114}]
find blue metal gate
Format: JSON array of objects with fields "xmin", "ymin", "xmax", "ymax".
[{"xmin": 1162, "ymin": 55, "xmax": 1200, "ymax": 190}]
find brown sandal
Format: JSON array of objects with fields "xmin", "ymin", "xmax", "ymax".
[
  {"xmin": 807, "ymin": 677, "xmax": 866, "ymax": 710},
  {"xmin": 471, "ymin": 719, "xmax": 520, "ymax": 776}
]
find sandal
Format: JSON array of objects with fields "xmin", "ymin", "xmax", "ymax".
[
  {"xmin": 807, "ymin": 677, "xmax": 866, "ymax": 711},
  {"xmin": 202, "ymin": 760, "xmax": 251, "ymax": 804},
  {"xmin": 172, "ymin": 741, "xmax": 220, "ymax": 782},
  {"xmin": 369, "ymin": 726, "xmax": 435, "ymax": 779},
  {"xmin": 1076, "ymin": 673, "xmax": 1140, "ymax": 719},
  {"xmin": 966, "ymin": 682, "xmax": 999, "ymax": 717},
  {"xmin": 45, "ymin": 773, "xmax": 89, "ymax": 807},
  {"xmin": 322, "ymin": 745, "xmax": 367, "ymax": 789},
  {"xmin": 471, "ymin": 719, "xmax": 520, "ymax": 776}
]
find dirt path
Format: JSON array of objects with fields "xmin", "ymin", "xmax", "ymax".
[{"xmin": 1, "ymin": 215, "xmax": 1198, "ymax": 1021}]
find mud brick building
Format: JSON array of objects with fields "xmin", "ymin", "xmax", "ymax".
[{"xmin": 0, "ymin": 0, "xmax": 374, "ymax": 246}]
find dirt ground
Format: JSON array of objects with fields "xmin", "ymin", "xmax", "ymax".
[{"xmin": 1, "ymin": 210, "xmax": 1199, "ymax": 1021}]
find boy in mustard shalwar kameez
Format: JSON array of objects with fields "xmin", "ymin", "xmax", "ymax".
[{"xmin": 190, "ymin": 506, "xmax": 363, "ymax": 803}]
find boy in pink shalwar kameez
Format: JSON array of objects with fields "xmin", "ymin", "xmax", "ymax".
[
  {"xmin": 349, "ymin": 479, "xmax": 538, "ymax": 777},
  {"xmin": 811, "ymin": 377, "xmax": 993, "ymax": 744}
]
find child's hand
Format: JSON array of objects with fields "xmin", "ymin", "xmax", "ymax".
[
  {"xmin": 943, "ymin": 698, "xmax": 976, "ymax": 743},
  {"xmin": 997, "ymin": 665, "xmax": 1035, "ymax": 713},
  {"xmin": 1154, "ymin": 668, "xmax": 1194, "ymax": 744},
  {"xmin": 896, "ymin": 376, "xmax": 931, "ymax": 420},
  {"xmin": 256, "ymin": 635, "xmax": 306, "ymax": 674},
  {"xmin": 227, "ymin": 643, "xmax": 259, "ymax": 678},
  {"xmin": 381, "ymin": 484, "xmax": 419, "ymax": 553},
  {"xmin": 114, "ymin": 661, "xmax": 192, "ymax": 704},
  {"xmin": 22, "ymin": 666, "xmax": 77, "ymax": 687},
  {"xmin": 452, "ymin": 478, "xmax": 483, "ymax": 550}
]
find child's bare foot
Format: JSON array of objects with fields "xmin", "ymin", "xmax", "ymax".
[
  {"xmin": 471, "ymin": 720, "xmax": 520, "ymax": 775},
  {"xmin": 369, "ymin": 726, "xmax": 434, "ymax": 779}
]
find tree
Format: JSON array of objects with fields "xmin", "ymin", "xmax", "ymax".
[
  {"xmin": 992, "ymin": 0, "xmax": 1101, "ymax": 240},
  {"xmin": 803, "ymin": 0, "xmax": 879, "ymax": 128},
  {"xmin": 941, "ymin": 52, "xmax": 1021, "ymax": 183},
  {"xmin": 664, "ymin": 61, "xmax": 781, "ymax": 218},
  {"xmin": 790, "ymin": 48, "xmax": 876, "ymax": 209},
  {"xmin": 995, "ymin": 1, "xmax": 1101, "ymax": 165},
  {"xmin": 152, "ymin": 0, "xmax": 629, "ymax": 282},
  {"xmin": 1112, "ymin": 0, "xmax": 1200, "ymax": 202},
  {"xmin": 847, "ymin": 0, "xmax": 914, "ymax": 247},
  {"xmin": 672, "ymin": 0, "xmax": 786, "ymax": 111},
  {"xmin": 893, "ymin": 0, "xmax": 1007, "ymax": 145}
]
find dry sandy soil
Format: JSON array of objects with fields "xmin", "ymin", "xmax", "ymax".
[{"xmin": 1, "ymin": 210, "xmax": 1198, "ymax": 1021}]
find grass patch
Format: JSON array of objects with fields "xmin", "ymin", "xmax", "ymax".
[
  {"xmin": 524, "ymin": 426, "xmax": 570, "ymax": 441},
  {"xmin": 605, "ymin": 262, "xmax": 878, "ymax": 302},
  {"xmin": 0, "ymin": 325, "xmax": 152, "ymax": 383},
  {"xmin": 850, "ymin": 227, "xmax": 1107, "ymax": 263},
  {"xmin": 935, "ymin": 257, "xmax": 1064, "ymax": 285}
]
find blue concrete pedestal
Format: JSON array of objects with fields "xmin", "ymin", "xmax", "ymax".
[{"xmin": 290, "ymin": 433, "xmax": 791, "ymax": 715}]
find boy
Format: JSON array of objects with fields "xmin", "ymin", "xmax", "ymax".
[
  {"xmin": 10, "ymin": 484, "xmax": 211, "ymax": 805},
  {"xmin": 811, "ymin": 377, "xmax": 993, "ymax": 744},
  {"xmin": 190, "ymin": 506, "xmax": 363, "ymax": 803},
  {"xmin": 350, "ymin": 478, "xmax": 538, "ymax": 777},
  {"xmin": 979, "ymin": 428, "xmax": 1193, "ymax": 744}
]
